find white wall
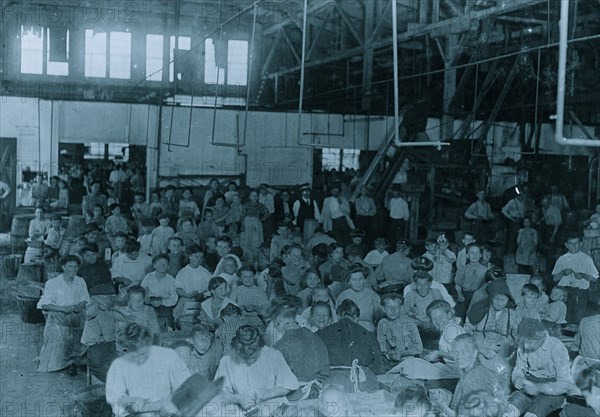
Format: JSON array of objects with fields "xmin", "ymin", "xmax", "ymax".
[{"xmin": 1, "ymin": 95, "xmax": 597, "ymax": 190}]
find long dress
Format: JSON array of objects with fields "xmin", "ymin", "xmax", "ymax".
[
  {"xmin": 37, "ymin": 274, "xmax": 90, "ymax": 372},
  {"xmin": 516, "ymin": 227, "xmax": 538, "ymax": 266},
  {"xmin": 239, "ymin": 202, "xmax": 269, "ymax": 264}
]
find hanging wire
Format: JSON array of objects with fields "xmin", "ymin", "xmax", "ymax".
[
  {"xmin": 296, "ymin": 0, "xmax": 309, "ymax": 146},
  {"xmin": 242, "ymin": 3, "xmax": 259, "ymax": 148}
]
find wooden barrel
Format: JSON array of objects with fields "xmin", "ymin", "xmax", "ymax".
[
  {"xmin": 2, "ymin": 254, "xmax": 23, "ymax": 278},
  {"xmin": 10, "ymin": 215, "xmax": 34, "ymax": 244},
  {"xmin": 65, "ymin": 215, "xmax": 87, "ymax": 239}
]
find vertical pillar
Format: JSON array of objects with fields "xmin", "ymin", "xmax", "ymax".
[
  {"xmin": 441, "ymin": 34, "xmax": 458, "ymax": 141},
  {"xmin": 361, "ymin": 0, "xmax": 375, "ymax": 111}
]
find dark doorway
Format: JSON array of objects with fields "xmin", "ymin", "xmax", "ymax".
[{"xmin": 0, "ymin": 138, "xmax": 17, "ymax": 232}]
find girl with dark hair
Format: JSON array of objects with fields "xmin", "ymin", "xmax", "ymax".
[{"xmin": 37, "ymin": 255, "xmax": 90, "ymax": 374}]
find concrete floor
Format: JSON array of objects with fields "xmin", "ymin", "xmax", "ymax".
[{"xmin": 0, "ymin": 270, "xmax": 86, "ymax": 417}]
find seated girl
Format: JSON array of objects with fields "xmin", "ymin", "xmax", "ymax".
[
  {"xmin": 197, "ymin": 277, "xmax": 231, "ymax": 330},
  {"xmin": 218, "ymin": 255, "xmax": 240, "ymax": 292},
  {"xmin": 229, "ymin": 265, "xmax": 269, "ymax": 322},
  {"xmin": 296, "ymin": 268, "xmax": 323, "ymax": 308},
  {"xmin": 176, "ymin": 324, "xmax": 220, "ymax": 379},
  {"xmin": 307, "ymin": 301, "xmax": 334, "ymax": 332},
  {"xmin": 105, "ymin": 323, "xmax": 190, "ymax": 417},
  {"xmin": 335, "ymin": 265, "xmax": 382, "ymax": 332},
  {"xmin": 215, "ymin": 303, "xmax": 249, "ymax": 357},
  {"xmin": 300, "ymin": 286, "xmax": 338, "ymax": 325}
]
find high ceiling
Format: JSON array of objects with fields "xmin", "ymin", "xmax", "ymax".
[{"xmin": 1, "ymin": 0, "xmax": 599, "ymax": 124}]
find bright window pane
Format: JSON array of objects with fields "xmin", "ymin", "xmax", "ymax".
[
  {"xmin": 342, "ymin": 149, "xmax": 360, "ymax": 171},
  {"xmin": 109, "ymin": 31, "xmax": 131, "ymax": 79},
  {"xmin": 46, "ymin": 28, "xmax": 69, "ymax": 76},
  {"xmin": 178, "ymin": 36, "xmax": 191, "ymax": 50},
  {"xmin": 146, "ymin": 34, "xmax": 163, "ymax": 81},
  {"xmin": 227, "ymin": 40, "xmax": 248, "ymax": 86},
  {"xmin": 21, "ymin": 25, "xmax": 43, "ymax": 74},
  {"xmin": 322, "ymin": 148, "xmax": 341, "ymax": 171},
  {"xmin": 85, "ymin": 29, "xmax": 106, "ymax": 77},
  {"xmin": 204, "ymin": 39, "xmax": 224, "ymax": 85}
]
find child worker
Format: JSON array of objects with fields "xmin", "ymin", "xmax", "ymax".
[
  {"xmin": 173, "ymin": 324, "xmax": 220, "ymax": 379},
  {"xmin": 403, "ymin": 271, "xmax": 444, "ymax": 333},
  {"xmin": 454, "ymin": 243, "xmax": 488, "ymax": 319},
  {"xmin": 140, "ymin": 254, "xmax": 178, "ymax": 330},
  {"xmin": 335, "ymin": 264, "xmax": 382, "ymax": 331},
  {"xmin": 113, "ymin": 285, "xmax": 161, "ymax": 350},
  {"xmin": 81, "ymin": 283, "xmax": 118, "ymax": 383},
  {"xmin": 377, "ymin": 293, "xmax": 423, "ymax": 368},
  {"xmin": 173, "ymin": 244, "xmax": 212, "ymax": 330},
  {"xmin": 229, "ymin": 264, "xmax": 269, "ymax": 327}
]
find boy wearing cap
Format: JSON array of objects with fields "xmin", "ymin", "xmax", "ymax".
[
  {"xmin": 403, "ymin": 272, "xmax": 444, "ymax": 330},
  {"xmin": 375, "ymin": 239, "xmax": 414, "ymax": 286},
  {"xmin": 377, "ymin": 293, "xmax": 423, "ymax": 364},
  {"xmin": 506, "ymin": 318, "xmax": 572, "ymax": 417}
]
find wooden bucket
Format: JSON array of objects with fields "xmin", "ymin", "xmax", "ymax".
[
  {"xmin": 16, "ymin": 295, "xmax": 45, "ymax": 324},
  {"xmin": 2, "ymin": 254, "xmax": 23, "ymax": 278},
  {"xmin": 66, "ymin": 215, "xmax": 87, "ymax": 239},
  {"xmin": 10, "ymin": 215, "xmax": 33, "ymax": 244}
]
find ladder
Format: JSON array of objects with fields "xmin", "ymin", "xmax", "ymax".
[{"xmin": 350, "ymin": 117, "xmax": 411, "ymax": 203}]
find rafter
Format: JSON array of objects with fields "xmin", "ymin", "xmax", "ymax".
[
  {"xmin": 281, "ymin": 27, "xmax": 301, "ymax": 64},
  {"xmin": 265, "ymin": 0, "xmax": 547, "ymax": 79},
  {"xmin": 307, "ymin": 6, "xmax": 334, "ymax": 59},
  {"xmin": 333, "ymin": 0, "xmax": 363, "ymax": 47},
  {"xmin": 263, "ymin": 0, "xmax": 335, "ymax": 36}
]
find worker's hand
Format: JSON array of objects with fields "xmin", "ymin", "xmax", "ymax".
[
  {"xmin": 563, "ymin": 268, "xmax": 573, "ymax": 276},
  {"xmin": 457, "ymin": 294, "xmax": 465, "ymax": 303},
  {"xmin": 514, "ymin": 377, "xmax": 526, "ymax": 391},
  {"xmin": 151, "ymin": 299, "xmax": 162, "ymax": 308},
  {"xmin": 425, "ymin": 350, "xmax": 441, "ymax": 362},
  {"xmin": 522, "ymin": 380, "xmax": 541, "ymax": 396},
  {"xmin": 158, "ymin": 399, "xmax": 180, "ymax": 416}
]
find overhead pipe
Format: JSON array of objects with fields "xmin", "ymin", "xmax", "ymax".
[{"xmin": 554, "ymin": 0, "xmax": 600, "ymax": 147}]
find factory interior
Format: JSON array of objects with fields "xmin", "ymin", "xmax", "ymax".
[{"xmin": 1, "ymin": 0, "xmax": 600, "ymax": 416}]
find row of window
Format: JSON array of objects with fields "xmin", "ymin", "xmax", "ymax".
[{"xmin": 20, "ymin": 25, "xmax": 249, "ymax": 85}]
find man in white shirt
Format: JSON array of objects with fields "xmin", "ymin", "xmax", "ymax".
[
  {"xmin": 552, "ymin": 234, "xmax": 598, "ymax": 323},
  {"xmin": 320, "ymin": 184, "xmax": 354, "ymax": 246},
  {"xmin": 386, "ymin": 189, "xmax": 409, "ymax": 244}
]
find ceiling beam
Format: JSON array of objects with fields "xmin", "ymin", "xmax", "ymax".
[
  {"xmin": 333, "ymin": 0, "xmax": 364, "ymax": 47},
  {"xmin": 281, "ymin": 27, "xmax": 301, "ymax": 64},
  {"xmin": 265, "ymin": 0, "xmax": 548, "ymax": 79},
  {"xmin": 307, "ymin": 7, "xmax": 334, "ymax": 59},
  {"xmin": 263, "ymin": 0, "xmax": 335, "ymax": 36}
]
